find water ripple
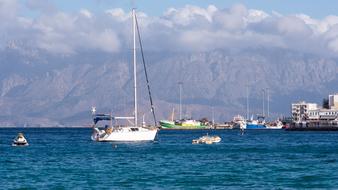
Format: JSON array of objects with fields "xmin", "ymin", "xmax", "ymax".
[{"xmin": 1, "ymin": 128, "xmax": 338, "ymax": 189}]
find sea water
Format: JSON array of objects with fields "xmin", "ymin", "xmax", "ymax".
[{"xmin": 1, "ymin": 128, "xmax": 338, "ymax": 189}]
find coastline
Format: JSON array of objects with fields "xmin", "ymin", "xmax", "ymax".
[
  {"xmin": 286, "ymin": 127, "xmax": 338, "ymax": 131},
  {"xmin": 0, "ymin": 126, "xmax": 92, "ymax": 128}
]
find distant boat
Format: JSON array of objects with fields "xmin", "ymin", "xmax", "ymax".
[
  {"xmin": 159, "ymin": 82, "xmax": 208, "ymax": 129},
  {"xmin": 192, "ymin": 134, "xmax": 221, "ymax": 144},
  {"xmin": 91, "ymin": 9, "xmax": 158, "ymax": 142},
  {"xmin": 245, "ymin": 115, "xmax": 267, "ymax": 129},
  {"xmin": 266, "ymin": 120, "xmax": 283, "ymax": 129},
  {"xmin": 12, "ymin": 133, "xmax": 29, "ymax": 146},
  {"xmin": 232, "ymin": 115, "xmax": 247, "ymax": 129},
  {"xmin": 160, "ymin": 119, "xmax": 207, "ymax": 129}
]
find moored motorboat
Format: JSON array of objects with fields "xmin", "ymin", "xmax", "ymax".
[
  {"xmin": 266, "ymin": 120, "xmax": 283, "ymax": 129},
  {"xmin": 12, "ymin": 133, "xmax": 29, "ymax": 146},
  {"xmin": 192, "ymin": 134, "xmax": 221, "ymax": 144},
  {"xmin": 245, "ymin": 115, "xmax": 266, "ymax": 129},
  {"xmin": 232, "ymin": 115, "xmax": 247, "ymax": 129}
]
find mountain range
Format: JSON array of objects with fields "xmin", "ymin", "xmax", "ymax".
[{"xmin": 0, "ymin": 43, "xmax": 337, "ymax": 127}]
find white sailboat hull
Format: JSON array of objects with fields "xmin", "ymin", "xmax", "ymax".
[{"xmin": 92, "ymin": 127, "xmax": 157, "ymax": 142}]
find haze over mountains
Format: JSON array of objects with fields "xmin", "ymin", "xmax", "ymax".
[
  {"xmin": 0, "ymin": 44, "xmax": 337, "ymax": 126},
  {"xmin": 0, "ymin": 1, "xmax": 337, "ymax": 126}
]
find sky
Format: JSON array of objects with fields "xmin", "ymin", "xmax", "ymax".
[
  {"xmin": 2, "ymin": 0, "xmax": 338, "ymax": 56},
  {"xmin": 21, "ymin": 0, "xmax": 338, "ymax": 19}
]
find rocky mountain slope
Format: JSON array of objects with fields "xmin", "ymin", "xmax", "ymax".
[{"xmin": 0, "ymin": 45, "xmax": 337, "ymax": 126}]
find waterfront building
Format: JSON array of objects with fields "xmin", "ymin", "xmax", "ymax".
[
  {"xmin": 329, "ymin": 93, "xmax": 338, "ymax": 109},
  {"xmin": 291, "ymin": 101, "xmax": 318, "ymax": 122},
  {"xmin": 308, "ymin": 108, "xmax": 338, "ymax": 120},
  {"xmin": 290, "ymin": 99, "xmax": 338, "ymax": 130},
  {"xmin": 292, "ymin": 93, "xmax": 338, "ymax": 122}
]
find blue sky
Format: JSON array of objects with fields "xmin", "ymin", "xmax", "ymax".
[
  {"xmin": 4, "ymin": 0, "xmax": 338, "ymax": 55},
  {"xmin": 23, "ymin": 0, "xmax": 338, "ymax": 18}
]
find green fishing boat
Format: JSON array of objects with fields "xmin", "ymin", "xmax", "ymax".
[
  {"xmin": 159, "ymin": 119, "xmax": 208, "ymax": 129},
  {"xmin": 161, "ymin": 82, "xmax": 209, "ymax": 129}
]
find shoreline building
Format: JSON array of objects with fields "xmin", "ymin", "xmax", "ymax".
[
  {"xmin": 307, "ymin": 93, "xmax": 338, "ymax": 121},
  {"xmin": 329, "ymin": 94, "xmax": 338, "ymax": 109},
  {"xmin": 291, "ymin": 93, "xmax": 338, "ymax": 126},
  {"xmin": 291, "ymin": 101, "xmax": 318, "ymax": 122}
]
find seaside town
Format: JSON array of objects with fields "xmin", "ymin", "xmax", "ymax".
[
  {"xmin": 153, "ymin": 93, "xmax": 338, "ymax": 131},
  {"xmin": 1, "ymin": 1, "xmax": 338, "ymax": 189}
]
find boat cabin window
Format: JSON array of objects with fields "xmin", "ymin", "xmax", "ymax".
[{"xmin": 131, "ymin": 128, "xmax": 139, "ymax": 131}]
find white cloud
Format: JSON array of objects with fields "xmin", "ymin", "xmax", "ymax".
[
  {"xmin": 246, "ymin": 9, "xmax": 269, "ymax": 23},
  {"xmin": 164, "ymin": 5, "xmax": 217, "ymax": 25},
  {"xmin": 328, "ymin": 38, "xmax": 338, "ymax": 52},
  {"xmin": 213, "ymin": 4, "xmax": 247, "ymax": 31},
  {"xmin": 277, "ymin": 16, "xmax": 312, "ymax": 36},
  {"xmin": 79, "ymin": 9, "xmax": 92, "ymax": 19},
  {"xmin": 105, "ymin": 8, "xmax": 129, "ymax": 22},
  {"xmin": 85, "ymin": 29, "xmax": 120, "ymax": 53},
  {"xmin": 1, "ymin": 2, "xmax": 338, "ymax": 55}
]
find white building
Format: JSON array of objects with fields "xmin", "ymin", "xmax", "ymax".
[
  {"xmin": 291, "ymin": 101, "xmax": 318, "ymax": 122},
  {"xmin": 308, "ymin": 109, "xmax": 338, "ymax": 120},
  {"xmin": 297, "ymin": 93, "xmax": 338, "ymax": 121},
  {"xmin": 329, "ymin": 94, "xmax": 338, "ymax": 109}
]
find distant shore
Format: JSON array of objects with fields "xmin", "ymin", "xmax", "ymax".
[
  {"xmin": 286, "ymin": 127, "xmax": 338, "ymax": 131},
  {"xmin": 0, "ymin": 126, "xmax": 91, "ymax": 128}
]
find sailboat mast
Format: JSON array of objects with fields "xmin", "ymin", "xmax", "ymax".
[
  {"xmin": 212, "ymin": 106, "xmax": 215, "ymax": 125},
  {"xmin": 267, "ymin": 88, "xmax": 269, "ymax": 119},
  {"xmin": 133, "ymin": 8, "xmax": 138, "ymax": 127},
  {"xmin": 246, "ymin": 84, "xmax": 249, "ymax": 120},
  {"xmin": 262, "ymin": 88, "xmax": 265, "ymax": 117},
  {"xmin": 178, "ymin": 82, "xmax": 183, "ymax": 120}
]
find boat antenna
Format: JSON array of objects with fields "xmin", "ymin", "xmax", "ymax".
[
  {"xmin": 212, "ymin": 106, "xmax": 215, "ymax": 126},
  {"xmin": 266, "ymin": 88, "xmax": 269, "ymax": 120},
  {"xmin": 135, "ymin": 12, "xmax": 157, "ymax": 126},
  {"xmin": 178, "ymin": 82, "xmax": 183, "ymax": 120},
  {"xmin": 246, "ymin": 84, "xmax": 249, "ymax": 120},
  {"xmin": 170, "ymin": 107, "xmax": 175, "ymax": 121}
]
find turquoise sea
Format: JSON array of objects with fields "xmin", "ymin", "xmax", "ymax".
[{"xmin": 1, "ymin": 128, "xmax": 338, "ymax": 189}]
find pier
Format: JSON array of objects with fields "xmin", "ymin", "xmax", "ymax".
[{"xmin": 286, "ymin": 120, "xmax": 338, "ymax": 131}]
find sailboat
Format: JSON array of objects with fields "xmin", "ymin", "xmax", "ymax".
[{"xmin": 91, "ymin": 9, "xmax": 158, "ymax": 142}]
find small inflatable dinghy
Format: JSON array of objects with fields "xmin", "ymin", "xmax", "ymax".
[
  {"xmin": 12, "ymin": 133, "xmax": 29, "ymax": 146},
  {"xmin": 192, "ymin": 134, "xmax": 221, "ymax": 144}
]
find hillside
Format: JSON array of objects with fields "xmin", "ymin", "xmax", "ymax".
[{"xmin": 0, "ymin": 45, "xmax": 337, "ymax": 126}]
